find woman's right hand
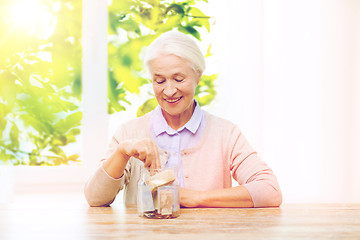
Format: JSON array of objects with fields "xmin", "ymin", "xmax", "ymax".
[
  {"xmin": 118, "ymin": 138, "xmax": 161, "ymax": 170},
  {"xmin": 103, "ymin": 138, "xmax": 160, "ymax": 179}
]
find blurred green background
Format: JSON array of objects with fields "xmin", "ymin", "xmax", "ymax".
[{"xmin": 0, "ymin": 0, "xmax": 216, "ymax": 166}]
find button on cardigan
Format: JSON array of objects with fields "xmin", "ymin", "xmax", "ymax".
[{"xmin": 84, "ymin": 110, "xmax": 282, "ymax": 208}]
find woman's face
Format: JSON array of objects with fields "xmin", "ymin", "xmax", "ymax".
[{"xmin": 149, "ymin": 54, "xmax": 201, "ymax": 124}]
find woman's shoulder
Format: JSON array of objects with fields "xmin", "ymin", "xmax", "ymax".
[
  {"xmin": 200, "ymin": 110, "xmax": 243, "ymax": 150},
  {"xmin": 204, "ymin": 110, "xmax": 239, "ymax": 131}
]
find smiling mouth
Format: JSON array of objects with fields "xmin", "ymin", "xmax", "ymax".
[{"xmin": 165, "ymin": 97, "xmax": 182, "ymax": 103}]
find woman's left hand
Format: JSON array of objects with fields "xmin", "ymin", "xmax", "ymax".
[{"xmin": 179, "ymin": 188, "xmax": 201, "ymax": 208}]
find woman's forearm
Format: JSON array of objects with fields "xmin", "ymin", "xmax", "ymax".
[
  {"xmin": 102, "ymin": 146, "xmax": 128, "ymax": 179},
  {"xmin": 180, "ymin": 185, "xmax": 254, "ymax": 208}
]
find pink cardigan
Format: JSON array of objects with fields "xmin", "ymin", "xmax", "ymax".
[{"xmin": 84, "ymin": 111, "xmax": 282, "ymax": 207}]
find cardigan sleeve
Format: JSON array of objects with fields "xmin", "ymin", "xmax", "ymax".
[
  {"xmin": 84, "ymin": 163, "xmax": 126, "ymax": 207},
  {"xmin": 229, "ymin": 127, "xmax": 282, "ymax": 207},
  {"xmin": 84, "ymin": 125, "xmax": 130, "ymax": 207}
]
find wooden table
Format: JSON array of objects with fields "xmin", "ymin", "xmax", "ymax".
[{"xmin": 0, "ymin": 193, "xmax": 359, "ymax": 239}]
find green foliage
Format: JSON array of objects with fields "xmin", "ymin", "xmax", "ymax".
[
  {"xmin": 137, "ymin": 97, "xmax": 158, "ymax": 117},
  {"xmin": 195, "ymin": 73, "xmax": 217, "ymax": 106},
  {"xmin": 108, "ymin": 0, "xmax": 217, "ymax": 117},
  {"xmin": 0, "ymin": 0, "xmax": 82, "ymax": 165},
  {"xmin": 0, "ymin": 0, "xmax": 216, "ymax": 166}
]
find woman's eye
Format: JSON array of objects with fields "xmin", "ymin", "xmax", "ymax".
[
  {"xmin": 154, "ymin": 77, "xmax": 165, "ymax": 84},
  {"xmin": 174, "ymin": 76, "xmax": 184, "ymax": 82}
]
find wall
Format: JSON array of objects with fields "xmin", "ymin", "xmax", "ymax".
[{"xmin": 211, "ymin": 0, "xmax": 360, "ymax": 203}]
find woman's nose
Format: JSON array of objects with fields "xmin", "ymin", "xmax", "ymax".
[{"xmin": 163, "ymin": 81, "xmax": 177, "ymax": 96}]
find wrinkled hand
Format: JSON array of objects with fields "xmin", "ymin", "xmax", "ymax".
[
  {"xmin": 179, "ymin": 188, "xmax": 201, "ymax": 208},
  {"xmin": 119, "ymin": 138, "xmax": 160, "ymax": 172}
]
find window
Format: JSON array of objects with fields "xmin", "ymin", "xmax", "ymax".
[{"xmin": 1, "ymin": 0, "xmax": 84, "ymax": 190}]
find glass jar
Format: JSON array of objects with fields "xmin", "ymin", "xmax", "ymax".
[{"xmin": 137, "ymin": 167, "xmax": 180, "ymax": 219}]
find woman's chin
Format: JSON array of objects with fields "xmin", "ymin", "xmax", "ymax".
[
  {"xmin": 162, "ymin": 108, "xmax": 181, "ymax": 118},
  {"xmin": 161, "ymin": 102, "xmax": 181, "ymax": 114}
]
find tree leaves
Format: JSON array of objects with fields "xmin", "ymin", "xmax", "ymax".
[
  {"xmin": 195, "ymin": 73, "xmax": 217, "ymax": 106},
  {"xmin": 53, "ymin": 111, "xmax": 82, "ymax": 134},
  {"xmin": 137, "ymin": 98, "xmax": 158, "ymax": 117},
  {"xmin": 0, "ymin": 1, "xmax": 82, "ymax": 166},
  {"xmin": 9, "ymin": 124, "xmax": 19, "ymax": 150},
  {"xmin": 0, "ymin": 0, "xmax": 216, "ymax": 166}
]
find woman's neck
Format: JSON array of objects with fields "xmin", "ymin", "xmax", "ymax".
[{"xmin": 162, "ymin": 101, "xmax": 196, "ymax": 131}]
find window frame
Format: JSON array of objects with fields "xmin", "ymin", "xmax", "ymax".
[{"xmin": 14, "ymin": 0, "xmax": 109, "ymax": 193}]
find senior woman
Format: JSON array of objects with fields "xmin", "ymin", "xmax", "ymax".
[{"xmin": 84, "ymin": 31, "xmax": 282, "ymax": 208}]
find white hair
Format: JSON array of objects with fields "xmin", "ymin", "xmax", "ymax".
[{"xmin": 144, "ymin": 31, "xmax": 205, "ymax": 75}]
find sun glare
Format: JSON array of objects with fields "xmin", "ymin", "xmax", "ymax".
[{"xmin": 9, "ymin": 0, "xmax": 56, "ymax": 38}]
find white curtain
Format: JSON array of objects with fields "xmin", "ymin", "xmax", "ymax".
[{"xmin": 211, "ymin": 0, "xmax": 360, "ymax": 203}]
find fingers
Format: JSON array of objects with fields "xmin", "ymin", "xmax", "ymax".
[
  {"xmin": 142, "ymin": 146, "xmax": 152, "ymax": 168},
  {"xmin": 143, "ymin": 140, "xmax": 161, "ymax": 171},
  {"xmin": 121, "ymin": 139, "xmax": 160, "ymax": 170},
  {"xmin": 137, "ymin": 146, "xmax": 148, "ymax": 163},
  {"xmin": 149, "ymin": 140, "xmax": 160, "ymax": 172}
]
